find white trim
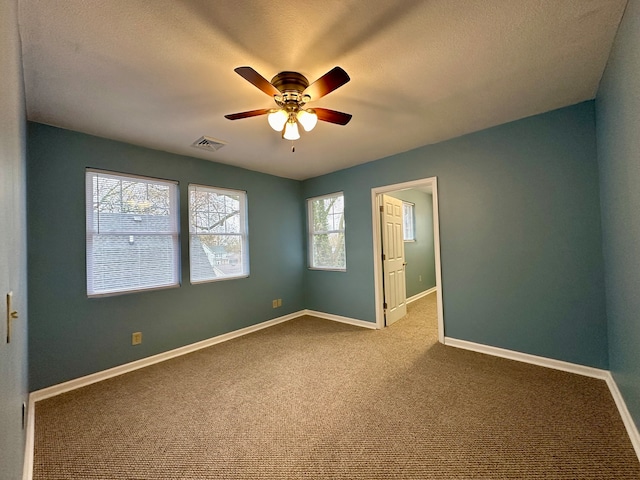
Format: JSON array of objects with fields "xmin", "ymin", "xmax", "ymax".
[
  {"xmin": 304, "ymin": 310, "xmax": 378, "ymax": 329},
  {"xmin": 86, "ymin": 167, "xmax": 178, "ymax": 185},
  {"xmin": 372, "ymin": 192, "xmax": 384, "ymax": 329},
  {"xmin": 22, "ymin": 396, "xmax": 35, "ymax": 480},
  {"xmin": 604, "ymin": 372, "xmax": 640, "ymax": 460},
  {"xmin": 406, "ymin": 286, "xmax": 437, "ymax": 305},
  {"xmin": 431, "ymin": 179, "xmax": 445, "ymax": 343},
  {"xmin": 188, "ymin": 183, "xmax": 247, "ymax": 195},
  {"xmin": 444, "ymin": 336, "xmax": 640, "ymax": 463},
  {"xmin": 371, "ymin": 177, "xmax": 445, "ymax": 342},
  {"xmin": 444, "ymin": 337, "xmax": 609, "ymax": 378}
]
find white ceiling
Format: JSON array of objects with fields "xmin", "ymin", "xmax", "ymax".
[{"xmin": 19, "ymin": 0, "xmax": 627, "ymax": 180}]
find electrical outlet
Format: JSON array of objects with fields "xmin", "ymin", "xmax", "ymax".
[
  {"xmin": 272, "ymin": 299, "xmax": 278, "ymax": 308},
  {"xmin": 277, "ymin": 298, "xmax": 282, "ymax": 307},
  {"xmin": 131, "ymin": 332, "xmax": 142, "ymax": 345}
]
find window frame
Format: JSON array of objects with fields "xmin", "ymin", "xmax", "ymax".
[
  {"xmin": 188, "ymin": 183, "xmax": 249, "ymax": 284},
  {"xmin": 403, "ymin": 201, "xmax": 416, "ymax": 242},
  {"xmin": 307, "ymin": 191, "xmax": 346, "ymax": 272},
  {"xmin": 86, "ymin": 169, "xmax": 180, "ymax": 297}
]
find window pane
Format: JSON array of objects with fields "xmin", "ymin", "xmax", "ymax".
[
  {"xmin": 312, "ymin": 232, "xmax": 346, "ymax": 269},
  {"xmin": 188, "ymin": 184, "xmax": 248, "ymax": 283},
  {"xmin": 403, "ymin": 202, "xmax": 415, "ymax": 241},
  {"xmin": 86, "ymin": 170, "xmax": 179, "ymax": 296},
  {"xmin": 190, "ymin": 234, "xmax": 245, "ymax": 282},
  {"xmin": 190, "ymin": 188, "xmax": 241, "ymax": 235},
  {"xmin": 308, "ymin": 192, "xmax": 346, "ymax": 270},
  {"xmin": 311, "ymin": 195, "xmax": 344, "ymax": 232}
]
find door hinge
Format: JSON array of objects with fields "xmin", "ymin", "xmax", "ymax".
[
  {"xmin": 379, "ymin": 205, "xmax": 384, "ymax": 213},
  {"xmin": 382, "ymin": 253, "xmax": 386, "ymax": 261},
  {"xmin": 383, "ymin": 302, "xmax": 387, "ymax": 311}
]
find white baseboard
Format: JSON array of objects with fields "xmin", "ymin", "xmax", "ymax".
[
  {"xmin": 604, "ymin": 372, "xmax": 640, "ymax": 460},
  {"xmin": 407, "ymin": 286, "xmax": 437, "ymax": 304},
  {"xmin": 444, "ymin": 336, "xmax": 640, "ymax": 461},
  {"xmin": 443, "ymin": 337, "xmax": 610, "ymax": 379},
  {"xmin": 303, "ymin": 310, "xmax": 378, "ymax": 329}
]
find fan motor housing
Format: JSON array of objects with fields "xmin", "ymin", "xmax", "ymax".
[{"xmin": 271, "ymin": 71, "xmax": 309, "ymax": 94}]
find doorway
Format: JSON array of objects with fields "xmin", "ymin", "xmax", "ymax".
[{"xmin": 371, "ymin": 177, "xmax": 444, "ymax": 342}]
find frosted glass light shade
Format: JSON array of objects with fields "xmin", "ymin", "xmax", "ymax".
[
  {"xmin": 297, "ymin": 109, "xmax": 318, "ymax": 132},
  {"xmin": 283, "ymin": 121, "xmax": 300, "ymax": 140},
  {"xmin": 267, "ymin": 109, "xmax": 288, "ymax": 131}
]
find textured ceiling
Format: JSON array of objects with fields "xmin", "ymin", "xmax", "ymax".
[{"xmin": 19, "ymin": 0, "xmax": 626, "ymax": 180}]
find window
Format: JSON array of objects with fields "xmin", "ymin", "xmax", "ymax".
[
  {"xmin": 188, "ymin": 184, "xmax": 249, "ymax": 283},
  {"xmin": 308, "ymin": 192, "xmax": 346, "ymax": 270},
  {"xmin": 403, "ymin": 201, "xmax": 415, "ymax": 241},
  {"xmin": 86, "ymin": 170, "xmax": 179, "ymax": 296}
]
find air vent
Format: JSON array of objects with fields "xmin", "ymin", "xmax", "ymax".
[{"xmin": 191, "ymin": 136, "xmax": 227, "ymax": 152}]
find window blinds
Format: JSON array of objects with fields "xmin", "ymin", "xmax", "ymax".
[{"xmin": 86, "ymin": 169, "xmax": 179, "ymax": 296}]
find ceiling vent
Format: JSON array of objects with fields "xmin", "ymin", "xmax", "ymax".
[{"xmin": 191, "ymin": 136, "xmax": 226, "ymax": 152}]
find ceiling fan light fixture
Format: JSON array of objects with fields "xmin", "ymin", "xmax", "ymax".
[
  {"xmin": 297, "ymin": 109, "xmax": 318, "ymax": 132},
  {"xmin": 283, "ymin": 120, "xmax": 300, "ymax": 140},
  {"xmin": 226, "ymin": 66, "xmax": 352, "ymax": 142},
  {"xmin": 267, "ymin": 109, "xmax": 288, "ymax": 131}
]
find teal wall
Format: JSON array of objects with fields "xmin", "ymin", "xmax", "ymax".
[
  {"xmin": 388, "ymin": 189, "xmax": 436, "ymax": 298},
  {"xmin": 28, "ymin": 102, "xmax": 610, "ymax": 389},
  {"xmin": 0, "ymin": 0, "xmax": 29, "ymax": 477},
  {"xmin": 596, "ymin": 0, "xmax": 640, "ymax": 431},
  {"xmin": 303, "ymin": 101, "xmax": 608, "ymax": 369},
  {"xmin": 28, "ymin": 123, "xmax": 305, "ymax": 390}
]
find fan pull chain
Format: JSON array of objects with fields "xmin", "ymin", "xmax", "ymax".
[{"xmin": 291, "ymin": 142, "xmax": 295, "ymax": 153}]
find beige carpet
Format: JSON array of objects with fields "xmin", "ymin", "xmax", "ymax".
[{"xmin": 34, "ymin": 293, "xmax": 640, "ymax": 479}]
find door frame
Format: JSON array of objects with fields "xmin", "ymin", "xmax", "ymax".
[{"xmin": 371, "ymin": 177, "xmax": 444, "ymax": 342}]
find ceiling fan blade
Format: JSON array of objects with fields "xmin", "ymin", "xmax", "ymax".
[
  {"xmin": 234, "ymin": 66, "xmax": 281, "ymax": 97},
  {"xmin": 224, "ymin": 108, "xmax": 271, "ymax": 120},
  {"xmin": 303, "ymin": 67, "xmax": 350, "ymax": 101},
  {"xmin": 314, "ymin": 108, "xmax": 352, "ymax": 125}
]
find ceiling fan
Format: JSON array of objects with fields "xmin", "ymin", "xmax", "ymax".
[{"xmin": 225, "ymin": 66, "xmax": 352, "ymax": 141}]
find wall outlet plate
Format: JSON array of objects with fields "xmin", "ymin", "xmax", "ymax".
[{"xmin": 131, "ymin": 332, "xmax": 142, "ymax": 345}]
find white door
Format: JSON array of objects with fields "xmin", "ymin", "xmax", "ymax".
[{"xmin": 381, "ymin": 194, "xmax": 407, "ymax": 326}]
